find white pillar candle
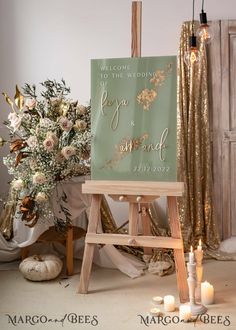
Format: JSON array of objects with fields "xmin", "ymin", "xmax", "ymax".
[
  {"xmin": 189, "ymin": 246, "xmax": 195, "ymax": 264},
  {"xmin": 179, "ymin": 305, "xmax": 192, "ymax": 322},
  {"xmin": 201, "ymin": 281, "xmax": 214, "ymax": 305},
  {"xmin": 164, "ymin": 295, "xmax": 175, "ymax": 312}
]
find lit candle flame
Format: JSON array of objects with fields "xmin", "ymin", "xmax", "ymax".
[{"xmin": 199, "ymin": 239, "xmax": 202, "ymax": 246}]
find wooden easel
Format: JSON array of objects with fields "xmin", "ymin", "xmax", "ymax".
[{"xmin": 78, "ymin": 2, "xmax": 188, "ymax": 303}]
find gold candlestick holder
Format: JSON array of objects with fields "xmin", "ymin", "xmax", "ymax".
[
  {"xmin": 195, "ymin": 248, "xmax": 203, "ymax": 302},
  {"xmin": 187, "ymin": 262, "xmax": 207, "ymax": 316}
]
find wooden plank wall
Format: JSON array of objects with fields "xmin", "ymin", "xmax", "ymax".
[{"xmin": 208, "ymin": 20, "xmax": 236, "ymax": 239}]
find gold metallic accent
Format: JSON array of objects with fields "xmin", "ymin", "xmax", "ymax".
[
  {"xmin": 177, "ymin": 21, "xmax": 220, "ymax": 251},
  {"xmin": 137, "ymin": 63, "xmax": 173, "ymax": 111},
  {"xmin": 2, "ymin": 92, "xmax": 15, "ymax": 112},
  {"xmin": 14, "ymin": 85, "xmax": 24, "ymax": 110},
  {"xmin": 102, "ymin": 133, "xmax": 148, "ymax": 169},
  {"xmin": 0, "ymin": 188, "xmax": 17, "ymax": 240}
]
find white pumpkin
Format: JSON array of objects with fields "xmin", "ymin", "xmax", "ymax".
[{"xmin": 19, "ymin": 254, "xmax": 63, "ymax": 281}]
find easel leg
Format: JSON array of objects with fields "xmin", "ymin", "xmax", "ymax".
[
  {"xmin": 129, "ymin": 202, "xmax": 139, "ymax": 235},
  {"xmin": 78, "ymin": 243, "xmax": 96, "ymax": 293},
  {"xmin": 173, "ymin": 248, "xmax": 189, "ymax": 303},
  {"xmin": 167, "ymin": 196, "xmax": 188, "ymax": 303},
  {"xmin": 66, "ymin": 226, "xmax": 74, "ymax": 276},
  {"xmin": 140, "ymin": 203, "xmax": 152, "ymax": 255},
  {"xmin": 78, "ymin": 194, "xmax": 102, "ymax": 294}
]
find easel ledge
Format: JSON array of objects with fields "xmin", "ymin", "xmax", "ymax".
[{"xmin": 82, "ymin": 180, "xmax": 185, "ymax": 196}]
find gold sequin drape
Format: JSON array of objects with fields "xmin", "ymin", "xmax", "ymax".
[{"xmin": 177, "ymin": 22, "xmax": 219, "ymax": 250}]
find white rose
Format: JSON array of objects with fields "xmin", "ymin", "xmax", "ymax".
[
  {"xmin": 74, "ymin": 119, "xmax": 87, "ymax": 131},
  {"xmin": 43, "ymin": 132, "xmax": 58, "ymax": 151},
  {"xmin": 61, "ymin": 146, "xmax": 76, "ymax": 160},
  {"xmin": 8, "ymin": 112, "xmax": 22, "ymax": 131},
  {"xmin": 25, "ymin": 98, "xmax": 37, "ymax": 110},
  {"xmin": 12, "ymin": 179, "xmax": 24, "ymax": 190},
  {"xmin": 26, "ymin": 136, "xmax": 38, "ymax": 149},
  {"xmin": 32, "ymin": 172, "xmax": 46, "ymax": 185},
  {"xmin": 77, "ymin": 104, "xmax": 86, "ymax": 115},
  {"xmin": 35, "ymin": 192, "xmax": 48, "ymax": 203},
  {"xmin": 59, "ymin": 117, "xmax": 73, "ymax": 132}
]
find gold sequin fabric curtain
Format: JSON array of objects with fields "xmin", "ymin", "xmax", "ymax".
[{"xmin": 177, "ymin": 21, "xmax": 219, "ymax": 251}]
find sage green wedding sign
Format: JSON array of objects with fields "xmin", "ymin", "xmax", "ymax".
[{"xmin": 91, "ymin": 56, "xmax": 177, "ymax": 181}]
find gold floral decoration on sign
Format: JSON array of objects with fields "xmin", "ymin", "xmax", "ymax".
[
  {"xmin": 137, "ymin": 89, "xmax": 157, "ymax": 111},
  {"xmin": 102, "ymin": 133, "xmax": 148, "ymax": 169},
  {"xmin": 137, "ymin": 63, "xmax": 173, "ymax": 111}
]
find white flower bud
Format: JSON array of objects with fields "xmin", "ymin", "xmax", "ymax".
[
  {"xmin": 32, "ymin": 172, "xmax": 46, "ymax": 185},
  {"xmin": 11, "ymin": 179, "xmax": 24, "ymax": 190},
  {"xmin": 35, "ymin": 192, "xmax": 48, "ymax": 203}
]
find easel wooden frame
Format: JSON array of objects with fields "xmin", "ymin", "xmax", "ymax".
[{"xmin": 78, "ymin": 1, "xmax": 188, "ymax": 303}]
